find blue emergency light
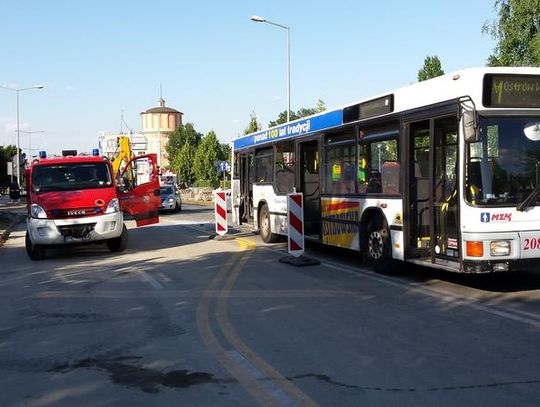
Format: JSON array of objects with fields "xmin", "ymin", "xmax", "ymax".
[
  {"xmin": 39, "ymin": 151, "xmax": 47, "ymax": 159},
  {"xmin": 92, "ymin": 149, "xmax": 100, "ymax": 156}
]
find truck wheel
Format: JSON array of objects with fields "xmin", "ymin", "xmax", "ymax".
[
  {"xmin": 366, "ymin": 218, "xmax": 397, "ymax": 273},
  {"xmin": 25, "ymin": 231, "xmax": 45, "ymax": 261},
  {"xmin": 259, "ymin": 204, "xmax": 279, "ymax": 243},
  {"xmin": 107, "ymin": 225, "xmax": 128, "ymax": 252}
]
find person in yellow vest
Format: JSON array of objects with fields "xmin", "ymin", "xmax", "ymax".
[{"xmin": 358, "ymin": 156, "xmax": 367, "ymax": 183}]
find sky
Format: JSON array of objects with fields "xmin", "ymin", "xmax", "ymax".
[{"xmin": 0, "ymin": 0, "xmax": 498, "ymax": 156}]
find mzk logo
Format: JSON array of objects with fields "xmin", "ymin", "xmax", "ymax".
[{"xmin": 480, "ymin": 212, "xmax": 512, "ymax": 223}]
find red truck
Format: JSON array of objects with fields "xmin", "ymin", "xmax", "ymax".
[{"xmin": 24, "ymin": 150, "xmax": 160, "ymax": 260}]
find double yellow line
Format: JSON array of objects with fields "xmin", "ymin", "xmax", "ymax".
[{"xmin": 196, "ymin": 238, "xmax": 318, "ymax": 406}]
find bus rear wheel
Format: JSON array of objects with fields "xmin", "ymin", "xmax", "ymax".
[
  {"xmin": 259, "ymin": 204, "xmax": 279, "ymax": 243},
  {"xmin": 366, "ymin": 219, "xmax": 396, "ymax": 273}
]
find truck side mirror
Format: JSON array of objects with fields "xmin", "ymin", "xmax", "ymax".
[{"xmin": 463, "ymin": 111, "xmax": 480, "ymax": 143}]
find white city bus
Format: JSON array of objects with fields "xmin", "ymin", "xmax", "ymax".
[{"xmin": 232, "ymin": 67, "xmax": 540, "ymax": 273}]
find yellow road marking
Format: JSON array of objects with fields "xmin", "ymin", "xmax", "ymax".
[{"xmin": 196, "ymin": 236, "xmax": 319, "ymax": 406}]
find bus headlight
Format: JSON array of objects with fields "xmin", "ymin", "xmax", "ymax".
[
  {"xmin": 490, "ymin": 240, "xmax": 511, "ymax": 256},
  {"xmin": 105, "ymin": 198, "xmax": 120, "ymax": 214},
  {"xmin": 31, "ymin": 204, "xmax": 48, "ymax": 219}
]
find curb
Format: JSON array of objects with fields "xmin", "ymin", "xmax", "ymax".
[{"xmin": 0, "ymin": 213, "xmax": 26, "ymax": 246}]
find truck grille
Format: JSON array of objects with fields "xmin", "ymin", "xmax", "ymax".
[
  {"xmin": 57, "ymin": 223, "xmax": 96, "ymax": 238},
  {"xmin": 49, "ymin": 207, "xmax": 103, "ymax": 219}
]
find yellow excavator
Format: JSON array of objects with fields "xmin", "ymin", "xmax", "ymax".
[
  {"xmin": 111, "ymin": 136, "xmax": 136, "ymax": 189},
  {"xmin": 111, "ymin": 136, "xmax": 135, "ymax": 178}
]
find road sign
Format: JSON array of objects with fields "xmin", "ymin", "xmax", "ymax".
[
  {"xmin": 217, "ymin": 161, "xmax": 231, "ymax": 173},
  {"xmin": 214, "ymin": 191, "xmax": 228, "ymax": 235},
  {"xmin": 7, "ymin": 162, "xmax": 13, "ymax": 176},
  {"xmin": 287, "ymin": 192, "xmax": 304, "ymax": 257}
]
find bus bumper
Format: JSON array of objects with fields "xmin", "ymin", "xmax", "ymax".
[{"xmin": 463, "ymin": 259, "xmax": 539, "ymax": 273}]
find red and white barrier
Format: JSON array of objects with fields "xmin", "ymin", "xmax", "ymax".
[
  {"xmin": 214, "ymin": 191, "xmax": 228, "ymax": 236},
  {"xmin": 287, "ymin": 193, "xmax": 304, "ymax": 257}
]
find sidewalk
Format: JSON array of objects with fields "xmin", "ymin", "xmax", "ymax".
[{"xmin": 0, "ymin": 194, "xmax": 26, "ymax": 244}]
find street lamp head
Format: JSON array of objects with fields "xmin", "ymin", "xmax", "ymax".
[
  {"xmin": 34, "ymin": 85, "xmax": 44, "ymax": 90},
  {"xmin": 250, "ymin": 15, "xmax": 266, "ymax": 23}
]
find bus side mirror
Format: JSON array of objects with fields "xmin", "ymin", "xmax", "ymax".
[{"xmin": 463, "ymin": 111, "xmax": 480, "ymax": 143}]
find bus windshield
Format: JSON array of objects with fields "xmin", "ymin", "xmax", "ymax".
[
  {"xmin": 33, "ymin": 162, "xmax": 113, "ymax": 192},
  {"xmin": 466, "ymin": 116, "xmax": 540, "ymax": 206}
]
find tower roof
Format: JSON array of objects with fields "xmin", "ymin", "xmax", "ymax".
[{"xmin": 141, "ymin": 98, "xmax": 183, "ymax": 115}]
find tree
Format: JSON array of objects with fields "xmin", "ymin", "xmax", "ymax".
[
  {"xmin": 243, "ymin": 111, "xmax": 261, "ymax": 135},
  {"xmin": 220, "ymin": 143, "xmax": 231, "ymax": 163},
  {"xmin": 176, "ymin": 142, "xmax": 196, "ymax": 186},
  {"xmin": 315, "ymin": 99, "xmax": 326, "ymax": 113},
  {"xmin": 268, "ymin": 99, "xmax": 327, "ymax": 127},
  {"xmin": 193, "ymin": 131, "xmax": 222, "ymax": 186},
  {"xmin": 417, "ymin": 56, "xmax": 445, "ymax": 82},
  {"xmin": 165, "ymin": 123, "xmax": 203, "ymax": 184},
  {"xmin": 483, "ymin": 0, "xmax": 540, "ymax": 66},
  {"xmin": 165, "ymin": 123, "xmax": 202, "ymax": 165}
]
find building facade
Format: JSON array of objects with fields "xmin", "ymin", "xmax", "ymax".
[
  {"xmin": 98, "ymin": 132, "xmax": 148, "ymax": 160},
  {"xmin": 98, "ymin": 98, "xmax": 183, "ymax": 170},
  {"xmin": 140, "ymin": 98, "xmax": 183, "ymax": 169}
]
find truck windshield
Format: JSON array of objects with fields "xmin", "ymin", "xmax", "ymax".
[
  {"xmin": 465, "ymin": 116, "xmax": 540, "ymax": 206},
  {"xmin": 33, "ymin": 162, "xmax": 112, "ymax": 192}
]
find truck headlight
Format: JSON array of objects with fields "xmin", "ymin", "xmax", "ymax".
[
  {"xmin": 490, "ymin": 240, "xmax": 511, "ymax": 256},
  {"xmin": 105, "ymin": 198, "xmax": 120, "ymax": 214},
  {"xmin": 31, "ymin": 204, "xmax": 48, "ymax": 219}
]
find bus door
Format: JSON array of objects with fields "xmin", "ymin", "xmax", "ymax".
[
  {"xmin": 406, "ymin": 121, "xmax": 431, "ymax": 258},
  {"xmin": 239, "ymin": 153, "xmax": 254, "ymax": 223},
  {"xmin": 405, "ymin": 116, "xmax": 459, "ymax": 261},
  {"xmin": 433, "ymin": 118, "xmax": 459, "ymax": 260},
  {"xmin": 299, "ymin": 140, "xmax": 321, "ymax": 238}
]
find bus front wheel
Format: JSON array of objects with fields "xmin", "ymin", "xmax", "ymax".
[{"xmin": 259, "ymin": 204, "xmax": 279, "ymax": 243}]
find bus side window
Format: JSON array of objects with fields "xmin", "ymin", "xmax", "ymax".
[
  {"xmin": 366, "ymin": 170, "xmax": 382, "ymax": 193},
  {"xmin": 381, "ymin": 161, "xmax": 400, "ymax": 195}
]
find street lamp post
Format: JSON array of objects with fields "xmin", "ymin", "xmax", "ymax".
[
  {"xmin": 19, "ymin": 129, "xmax": 45, "ymax": 159},
  {"xmin": 0, "ymin": 84, "xmax": 44, "ymax": 187},
  {"xmin": 251, "ymin": 15, "xmax": 291, "ymax": 123}
]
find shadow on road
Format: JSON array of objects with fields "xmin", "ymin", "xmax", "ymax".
[{"xmin": 304, "ymin": 240, "xmax": 540, "ymax": 294}]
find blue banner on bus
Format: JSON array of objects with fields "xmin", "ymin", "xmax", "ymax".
[{"xmin": 234, "ymin": 109, "xmax": 343, "ymax": 150}]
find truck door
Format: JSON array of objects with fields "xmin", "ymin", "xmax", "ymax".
[{"xmin": 117, "ymin": 154, "xmax": 161, "ymax": 226}]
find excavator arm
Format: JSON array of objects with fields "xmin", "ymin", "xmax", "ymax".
[{"xmin": 111, "ymin": 136, "xmax": 135, "ymax": 180}]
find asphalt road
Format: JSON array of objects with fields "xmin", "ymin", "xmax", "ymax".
[{"xmin": 1, "ymin": 204, "xmax": 540, "ymax": 406}]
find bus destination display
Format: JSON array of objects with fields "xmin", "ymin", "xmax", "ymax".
[
  {"xmin": 343, "ymin": 95, "xmax": 394, "ymax": 123},
  {"xmin": 484, "ymin": 74, "xmax": 540, "ymax": 108}
]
